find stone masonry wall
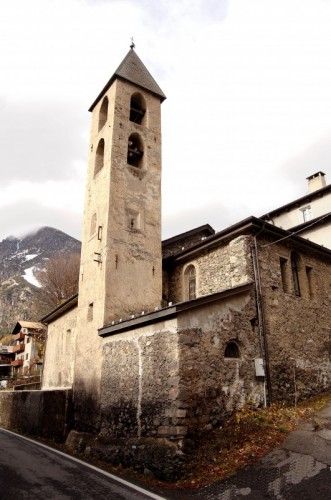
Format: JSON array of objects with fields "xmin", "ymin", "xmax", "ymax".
[
  {"xmin": 176, "ymin": 289, "xmax": 264, "ymax": 435},
  {"xmin": 99, "ymin": 320, "xmax": 182, "ymax": 440},
  {"xmin": 168, "ymin": 235, "xmax": 253, "ymax": 304},
  {"xmin": 257, "ymin": 235, "xmax": 331, "ymax": 402},
  {"xmin": 99, "ymin": 287, "xmax": 264, "ymax": 443},
  {"xmin": 0, "ymin": 389, "xmax": 72, "ymax": 442}
]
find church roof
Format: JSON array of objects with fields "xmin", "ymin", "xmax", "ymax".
[{"xmin": 89, "ymin": 48, "xmax": 166, "ymax": 111}]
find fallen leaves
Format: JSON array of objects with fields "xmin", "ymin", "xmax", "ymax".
[{"xmin": 171, "ymin": 391, "xmax": 331, "ymax": 489}]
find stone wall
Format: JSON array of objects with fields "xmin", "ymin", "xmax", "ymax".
[
  {"xmin": 258, "ymin": 235, "xmax": 331, "ymax": 402},
  {"xmin": 162, "ymin": 228, "xmax": 214, "ymax": 258},
  {"xmin": 42, "ymin": 306, "xmax": 77, "ymax": 389},
  {"xmin": 167, "ymin": 235, "xmax": 253, "ymax": 304},
  {"xmin": 176, "ymin": 289, "xmax": 264, "ymax": 435},
  {"xmin": 0, "ymin": 389, "xmax": 72, "ymax": 442},
  {"xmin": 99, "ymin": 285, "xmax": 264, "ymax": 443},
  {"xmin": 100, "ymin": 319, "xmax": 180, "ymax": 440}
]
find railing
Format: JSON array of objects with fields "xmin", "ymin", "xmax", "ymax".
[
  {"xmin": 13, "ymin": 332, "xmax": 24, "ymax": 342},
  {"xmin": 0, "ymin": 359, "xmax": 13, "ymax": 365},
  {"xmin": 11, "ymin": 359, "xmax": 23, "ymax": 367},
  {"xmin": 11, "ymin": 343, "xmax": 25, "ymax": 353}
]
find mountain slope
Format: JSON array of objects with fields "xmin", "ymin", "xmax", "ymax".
[{"xmin": 0, "ymin": 227, "xmax": 81, "ymax": 336}]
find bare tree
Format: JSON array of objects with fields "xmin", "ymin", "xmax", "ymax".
[{"xmin": 36, "ymin": 253, "xmax": 80, "ymax": 311}]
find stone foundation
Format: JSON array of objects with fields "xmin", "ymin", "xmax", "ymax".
[{"xmin": 66, "ymin": 430, "xmax": 185, "ymax": 482}]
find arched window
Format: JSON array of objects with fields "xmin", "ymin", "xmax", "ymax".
[
  {"xmin": 94, "ymin": 139, "xmax": 105, "ymax": 176},
  {"xmin": 98, "ymin": 96, "xmax": 108, "ymax": 131},
  {"xmin": 290, "ymin": 251, "xmax": 301, "ymax": 297},
  {"xmin": 224, "ymin": 342, "xmax": 240, "ymax": 359},
  {"xmin": 184, "ymin": 264, "xmax": 196, "ymax": 300},
  {"xmin": 127, "ymin": 133, "xmax": 144, "ymax": 168},
  {"xmin": 130, "ymin": 93, "xmax": 146, "ymax": 125}
]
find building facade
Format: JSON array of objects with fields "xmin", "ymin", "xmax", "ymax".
[
  {"xmin": 41, "ymin": 48, "xmax": 331, "ymax": 475},
  {"xmin": 262, "ymin": 171, "xmax": 331, "ymax": 249}
]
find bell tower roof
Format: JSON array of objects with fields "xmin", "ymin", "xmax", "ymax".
[{"xmin": 89, "ymin": 48, "xmax": 166, "ymax": 111}]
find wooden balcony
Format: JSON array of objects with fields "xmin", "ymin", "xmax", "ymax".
[
  {"xmin": 13, "ymin": 332, "xmax": 24, "ymax": 342},
  {"xmin": 11, "ymin": 359, "xmax": 23, "ymax": 367},
  {"xmin": 0, "ymin": 359, "xmax": 13, "ymax": 365},
  {"xmin": 11, "ymin": 343, "xmax": 25, "ymax": 353}
]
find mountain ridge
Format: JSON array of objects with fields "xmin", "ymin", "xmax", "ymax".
[{"xmin": 0, "ymin": 226, "xmax": 81, "ymax": 336}]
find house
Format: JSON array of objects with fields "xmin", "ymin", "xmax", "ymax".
[
  {"xmin": 11, "ymin": 321, "xmax": 46, "ymax": 376},
  {"xmin": 40, "ymin": 46, "xmax": 331, "ymax": 474},
  {"xmin": 0, "ymin": 344, "xmax": 15, "ymax": 384},
  {"xmin": 262, "ymin": 171, "xmax": 331, "ymax": 249}
]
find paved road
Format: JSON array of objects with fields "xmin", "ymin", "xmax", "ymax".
[
  {"xmin": 3, "ymin": 404, "xmax": 331, "ymax": 500},
  {"xmin": 174, "ymin": 404, "xmax": 331, "ymax": 499},
  {"xmin": 0, "ymin": 428, "xmax": 165, "ymax": 500}
]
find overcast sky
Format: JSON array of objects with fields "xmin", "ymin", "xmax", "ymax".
[{"xmin": 1, "ymin": 0, "xmax": 331, "ymax": 242}]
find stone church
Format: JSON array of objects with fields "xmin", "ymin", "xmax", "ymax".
[{"xmin": 40, "ymin": 47, "xmax": 331, "ymax": 471}]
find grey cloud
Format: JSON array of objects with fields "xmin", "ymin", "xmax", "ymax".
[
  {"xmin": 162, "ymin": 200, "xmax": 250, "ymax": 241},
  {"xmin": 0, "ymin": 199, "xmax": 82, "ymax": 242},
  {"xmin": 280, "ymin": 133, "xmax": 331, "ymax": 187},
  {"xmin": 0, "ymin": 99, "xmax": 89, "ymax": 185}
]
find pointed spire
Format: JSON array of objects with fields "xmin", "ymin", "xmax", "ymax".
[{"xmin": 89, "ymin": 47, "xmax": 166, "ymax": 111}]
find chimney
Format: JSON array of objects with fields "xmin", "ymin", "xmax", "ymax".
[{"xmin": 306, "ymin": 171, "xmax": 326, "ymax": 193}]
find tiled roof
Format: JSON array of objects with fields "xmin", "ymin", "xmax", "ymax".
[{"xmin": 89, "ymin": 48, "xmax": 166, "ymax": 111}]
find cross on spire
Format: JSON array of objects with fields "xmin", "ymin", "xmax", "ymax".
[{"xmin": 130, "ymin": 37, "xmax": 135, "ymax": 49}]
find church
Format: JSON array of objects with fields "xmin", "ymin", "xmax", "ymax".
[{"xmin": 40, "ymin": 47, "xmax": 331, "ymax": 473}]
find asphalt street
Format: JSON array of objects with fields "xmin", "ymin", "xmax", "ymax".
[
  {"xmin": 2, "ymin": 404, "xmax": 331, "ymax": 499},
  {"xmin": 0, "ymin": 428, "xmax": 165, "ymax": 500}
]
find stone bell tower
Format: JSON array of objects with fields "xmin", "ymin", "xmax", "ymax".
[{"xmin": 73, "ymin": 46, "xmax": 166, "ymax": 429}]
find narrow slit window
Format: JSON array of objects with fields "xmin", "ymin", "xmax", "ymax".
[
  {"xmin": 291, "ymin": 252, "xmax": 301, "ymax": 297},
  {"xmin": 87, "ymin": 303, "xmax": 94, "ymax": 322},
  {"xmin": 280, "ymin": 257, "xmax": 289, "ymax": 293},
  {"xmin": 306, "ymin": 266, "xmax": 314, "ymax": 298}
]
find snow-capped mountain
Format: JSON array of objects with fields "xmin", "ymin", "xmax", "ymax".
[{"xmin": 0, "ymin": 227, "xmax": 81, "ymax": 335}]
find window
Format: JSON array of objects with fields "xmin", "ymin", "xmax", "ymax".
[
  {"xmin": 94, "ymin": 139, "xmax": 105, "ymax": 176},
  {"xmin": 291, "ymin": 252, "xmax": 301, "ymax": 297},
  {"xmin": 306, "ymin": 266, "xmax": 314, "ymax": 298},
  {"xmin": 300, "ymin": 205, "xmax": 312, "ymax": 223},
  {"xmin": 25, "ymin": 353, "xmax": 29, "ymax": 360},
  {"xmin": 224, "ymin": 342, "xmax": 240, "ymax": 358},
  {"xmin": 127, "ymin": 209, "xmax": 141, "ymax": 231},
  {"xmin": 98, "ymin": 96, "xmax": 108, "ymax": 131},
  {"xmin": 87, "ymin": 303, "xmax": 94, "ymax": 322},
  {"xmin": 130, "ymin": 93, "xmax": 146, "ymax": 125},
  {"xmin": 184, "ymin": 264, "xmax": 196, "ymax": 300},
  {"xmin": 127, "ymin": 133, "xmax": 144, "ymax": 168},
  {"xmin": 280, "ymin": 257, "xmax": 290, "ymax": 292}
]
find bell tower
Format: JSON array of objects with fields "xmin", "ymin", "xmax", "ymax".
[{"xmin": 74, "ymin": 47, "xmax": 166, "ymax": 429}]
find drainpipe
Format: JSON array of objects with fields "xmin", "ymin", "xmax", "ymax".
[{"xmin": 251, "ymin": 229, "xmax": 272, "ymax": 405}]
